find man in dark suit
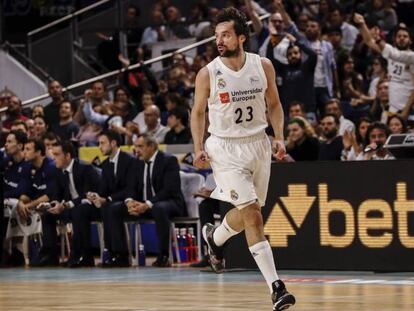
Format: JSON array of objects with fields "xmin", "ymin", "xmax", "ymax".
[
  {"xmin": 87, "ymin": 130, "xmax": 135, "ymax": 267},
  {"xmin": 120, "ymin": 133, "xmax": 186, "ymax": 267},
  {"xmin": 43, "ymin": 140, "xmax": 100, "ymax": 267}
]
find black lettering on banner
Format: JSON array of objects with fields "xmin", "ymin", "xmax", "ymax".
[{"xmin": 235, "ymin": 106, "xmax": 254, "ymax": 124}]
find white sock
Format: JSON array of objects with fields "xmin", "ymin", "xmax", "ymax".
[
  {"xmin": 249, "ymin": 240, "xmax": 279, "ymax": 293},
  {"xmin": 213, "ymin": 216, "xmax": 240, "ymax": 247}
]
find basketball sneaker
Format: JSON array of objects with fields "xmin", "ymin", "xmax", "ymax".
[
  {"xmin": 271, "ymin": 279, "xmax": 295, "ymax": 310},
  {"xmin": 202, "ymin": 223, "xmax": 225, "ymax": 273}
]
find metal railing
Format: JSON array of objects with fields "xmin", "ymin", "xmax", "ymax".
[
  {"xmin": 26, "ymin": 0, "xmax": 124, "ymax": 87},
  {"xmin": 17, "ymin": 13, "xmax": 270, "ymax": 107},
  {"xmin": 2, "ymin": 41, "xmax": 53, "ymax": 82},
  {"xmin": 27, "ymin": 0, "xmax": 112, "ymax": 37}
]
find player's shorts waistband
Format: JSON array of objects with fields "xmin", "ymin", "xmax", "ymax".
[{"xmin": 210, "ymin": 131, "xmax": 267, "ymax": 144}]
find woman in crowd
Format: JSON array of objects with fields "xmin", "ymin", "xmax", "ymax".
[{"xmin": 286, "ymin": 117, "xmax": 319, "ymax": 161}]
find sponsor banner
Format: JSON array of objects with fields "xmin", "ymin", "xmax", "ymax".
[{"xmin": 226, "ymin": 160, "xmax": 414, "ymax": 271}]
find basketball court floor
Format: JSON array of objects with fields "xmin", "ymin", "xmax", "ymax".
[{"xmin": 1, "ymin": 266, "xmax": 413, "ymax": 310}]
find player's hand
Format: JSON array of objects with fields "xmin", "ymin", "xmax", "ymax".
[
  {"xmin": 17, "ymin": 202, "xmax": 30, "ymax": 221},
  {"xmin": 193, "ymin": 150, "xmax": 210, "ymax": 169},
  {"xmin": 272, "ymin": 139, "xmax": 286, "ymax": 160}
]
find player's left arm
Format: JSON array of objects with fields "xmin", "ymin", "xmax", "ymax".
[{"xmin": 261, "ymin": 57, "xmax": 286, "ymax": 159}]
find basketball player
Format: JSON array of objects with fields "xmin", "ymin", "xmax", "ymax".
[{"xmin": 190, "ymin": 7, "xmax": 295, "ymax": 311}]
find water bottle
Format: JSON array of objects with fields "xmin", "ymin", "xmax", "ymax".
[
  {"xmin": 138, "ymin": 244, "xmax": 146, "ymax": 267},
  {"xmin": 186, "ymin": 228, "xmax": 194, "ymax": 262},
  {"xmin": 178, "ymin": 228, "xmax": 187, "ymax": 262},
  {"xmin": 172, "ymin": 228, "xmax": 179, "ymax": 263},
  {"xmin": 101, "ymin": 248, "xmax": 110, "ymax": 264},
  {"xmin": 188, "ymin": 227, "xmax": 198, "ymax": 262}
]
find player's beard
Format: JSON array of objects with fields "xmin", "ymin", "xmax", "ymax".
[{"xmin": 221, "ymin": 45, "xmax": 241, "ymax": 58}]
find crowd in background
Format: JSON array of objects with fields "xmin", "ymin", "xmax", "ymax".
[{"xmin": 1, "ymin": 0, "xmax": 414, "ymax": 267}]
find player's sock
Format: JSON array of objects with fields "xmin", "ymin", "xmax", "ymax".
[
  {"xmin": 213, "ymin": 216, "xmax": 240, "ymax": 247},
  {"xmin": 249, "ymin": 240, "xmax": 279, "ymax": 293}
]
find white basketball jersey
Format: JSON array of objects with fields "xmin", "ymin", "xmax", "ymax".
[
  {"xmin": 206, "ymin": 52, "xmax": 268, "ymax": 138},
  {"xmin": 387, "ymin": 59, "xmax": 414, "ymax": 112}
]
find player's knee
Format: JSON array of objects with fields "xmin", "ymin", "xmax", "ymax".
[{"xmin": 241, "ymin": 205, "xmax": 263, "ymax": 228}]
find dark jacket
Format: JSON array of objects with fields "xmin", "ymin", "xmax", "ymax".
[
  {"xmin": 99, "ymin": 150, "xmax": 135, "ymax": 202},
  {"xmin": 127, "ymin": 151, "xmax": 186, "ymax": 215},
  {"xmin": 52, "ymin": 160, "xmax": 100, "ymax": 205}
]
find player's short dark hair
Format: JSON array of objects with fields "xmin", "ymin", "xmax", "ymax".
[
  {"xmin": 53, "ymin": 140, "xmax": 76, "ymax": 158},
  {"xmin": 8, "ymin": 130, "xmax": 28, "ymax": 145},
  {"xmin": 100, "ymin": 129, "xmax": 122, "ymax": 146},
  {"xmin": 216, "ymin": 7, "xmax": 249, "ymax": 39},
  {"xmin": 26, "ymin": 138, "xmax": 46, "ymax": 156}
]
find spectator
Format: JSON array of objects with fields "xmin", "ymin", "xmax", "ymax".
[
  {"xmin": 164, "ymin": 108, "xmax": 192, "ymax": 144},
  {"xmin": 10, "ymin": 120, "xmax": 28, "ymax": 135},
  {"xmin": 142, "ymin": 105, "xmax": 169, "ymax": 143},
  {"xmin": 140, "ymin": 9, "xmax": 166, "ymax": 47},
  {"xmin": 132, "ymin": 91, "xmax": 156, "ymax": 133},
  {"xmin": 387, "ymin": 114, "xmax": 407, "ymax": 134},
  {"xmin": 161, "ymin": 92, "xmax": 189, "ymax": 125},
  {"xmin": 3, "ymin": 96, "xmax": 28, "ymax": 131},
  {"xmin": 328, "ymin": 5, "xmax": 359, "ymax": 50},
  {"xmin": 337, "ymin": 54, "xmax": 371, "ymax": 121},
  {"xmin": 14, "ymin": 139, "xmax": 57, "ymax": 266},
  {"xmin": 87, "ymin": 130, "xmax": 135, "ymax": 267},
  {"xmin": 288, "ymin": 101, "xmax": 306, "ymax": 119},
  {"xmin": 31, "ymin": 105, "xmax": 44, "ymax": 118},
  {"xmin": 164, "ymin": 6, "xmax": 191, "ymax": 39},
  {"xmin": 342, "ymin": 117, "xmax": 372, "ymax": 161},
  {"xmin": 188, "ymin": 3, "xmax": 211, "ymax": 38},
  {"xmin": 286, "ymin": 117, "xmax": 319, "ymax": 161},
  {"xmin": 124, "ymin": 134, "xmax": 186, "ymax": 267},
  {"xmin": 324, "ymin": 98, "xmax": 355, "ymax": 135},
  {"xmin": 271, "ymin": 33, "xmax": 317, "ymax": 115},
  {"xmin": 368, "ymin": 56, "xmax": 388, "ymax": 98},
  {"xmin": 358, "ymin": 0, "xmax": 398, "ymax": 33},
  {"xmin": 327, "ymin": 27, "xmax": 348, "ymax": 63},
  {"xmin": 318, "ymin": 114, "xmax": 344, "ymax": 160},
  {"xmin": 370, "ymin": 79, "xmax": 391, "ymax": 123},
  {"xmin": 50, "ymin": 100, "xmax": 79, "ymax": 141},
  {"xmin": 280, "ymin": 1, "xmax": 338, "ymax": 117},
  {"xmin": 112, "ymin": 86, "xmax": 137, "ymax": 114},
  {"xmin": 45, "ymin": 141, "xmax": 100, "ymax": 268},
  {"xmin": 119, "ymin": 49, "xmax": 159, "ymax": 106},
  {"xmin": 33, "ymin": 116, "xmax": 49, "ymax": 139},
  {"xmin": 245, "ymin": 0, "xmax": 290, "ymax": 65},
  {"xmin": 357, "ymin": 121, "xmax": 394, "ymax": 160},
  {"xmin": 44, "ymin": 80, "xmax": 65, "ymax": 127}
]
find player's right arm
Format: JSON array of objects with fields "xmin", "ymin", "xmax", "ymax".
[{"xmin": 191, "ymin": 66, "xmax": 210, "ymax": 168}]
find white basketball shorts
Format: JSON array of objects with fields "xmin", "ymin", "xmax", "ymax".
[{"xmin": 205, "ymin": 131, "xmax": 271, "ymax": 209}]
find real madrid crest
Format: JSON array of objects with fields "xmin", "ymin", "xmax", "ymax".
[
  {"xmin": 217, "ymin": 78, "xmax": 226, "ymax": 89},
  {"xmin": 230, "ymin": 190, "xmax": 239, "ymax": 201}
]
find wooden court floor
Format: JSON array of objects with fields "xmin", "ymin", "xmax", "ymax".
[{"xmin": 1, "ymin": 267, "xmax": 414, "ymax": 310}]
